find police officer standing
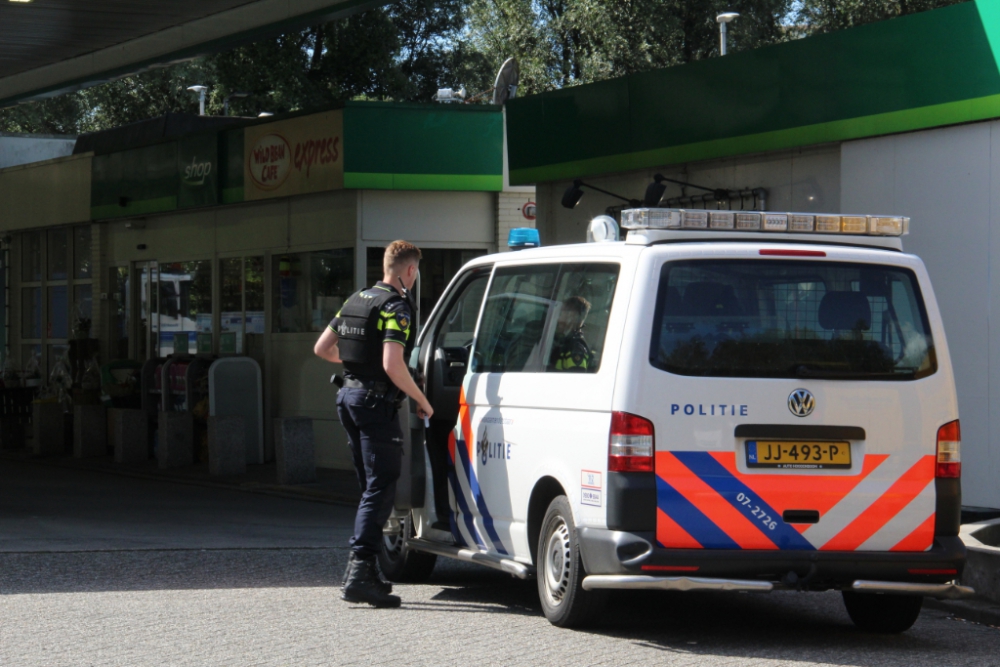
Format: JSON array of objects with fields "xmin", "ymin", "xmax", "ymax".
[{"xmin": 313, "ymin": 240, "xmax": 433, "ymax": 608}]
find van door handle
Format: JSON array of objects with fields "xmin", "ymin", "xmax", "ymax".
[{"xmin": 449, "ymin": 362, "xmax": 465, "ymax": 367}]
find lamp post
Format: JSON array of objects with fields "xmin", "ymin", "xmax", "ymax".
[
  {"xmin": 716, "ymin": 12, "xmax": 740, "ymax": 56},
  {"xmin": 186, "ymin": 85, "xmax": 208, "ymax": 116}
]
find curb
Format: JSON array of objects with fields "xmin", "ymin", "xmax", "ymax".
[
  {"xmin": 0, "ymin": 452, "xmax": 359, "ymax": 508},
  {"xmin": 925, "ymin": 597, "xmax": 1000, "ymax": 627}
]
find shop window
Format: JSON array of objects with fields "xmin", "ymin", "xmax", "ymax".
[
  {"xmin": 74, "ymin": 284, "xmax": 93, "ymax": 326},
  {"xmin": 21, "ymin": 287, "xmax": 41, "ymax": 339},
  {"xmin": 47, "ymin": 344, "xmax": 69, "ymax": 375},
  {"xmin": 273, "ymin": 249, "xmax": 354, "ymax": 333},
  {"xmin": 21, "ymin": 345, "xmax": 41, "ymax": 378},
  {"xmin": 108, "ymin": 267, "xmax": 129, "ymax": 361},
  {"xmin": 221, "ymin": 256, "xmax": 264, "ymax": 353},
  {"xmin": 74, "ymin": 227, "xmax": 92, "ymax": 279},
  {"xmin": 47, "ymin": 229, "xmax": 68, "ymax": 280},
  {"xmin": 156, "ymin": 260, "xmax": 212, "ymax": 356},
  {"xmin": 47, "ymin": 286, "xmax": 68, "ymax": 339},
  {"xmin": 22, "ymin": 232, "xmax": 41, "ymax": 282}
]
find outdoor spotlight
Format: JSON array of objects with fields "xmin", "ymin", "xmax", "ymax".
[
  {"xmin": 562, "ymin": 179, "xmax": 639, "ymax": 209},
  {"xmin": 561, "ymin": 180, "xmax": 586, "ymax": 209},
  {"xmin": 644, "ymin": 175, "xmax": 668, "ymax": 207}
]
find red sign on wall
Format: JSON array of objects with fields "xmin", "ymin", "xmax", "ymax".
[{"xmin": 523, "ymin": 201, "xmax": 537, "ymax": 220}]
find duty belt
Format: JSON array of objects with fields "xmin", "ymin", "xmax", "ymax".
[{"xmin": 341, "ymin": 377, "xmax": 391, "ymax": 393}]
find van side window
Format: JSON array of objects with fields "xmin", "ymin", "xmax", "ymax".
[
  {"xmin": 548, "ymin": 263, "xmax": 620, "ymax": 373},
  {"xmin": 473, "ymin": 266, "xmax": 558, "ymax": 373},
  {"xmin": 434, "ymin": 272, "xmax": 490, "ymax": 350},
  {"xmin": 471, "ymin": 262, "xmax": 620, "ymax": 374}
]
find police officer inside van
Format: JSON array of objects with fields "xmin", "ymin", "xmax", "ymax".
[
  {"xmin": 313, "ymin": 240, "xmax": 433, "ymax": 608},
  {"xmin": 550, "ymin": 296, "xmax": 593, "ymax": 372}
]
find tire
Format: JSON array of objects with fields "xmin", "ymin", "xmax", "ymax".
[
  {"xmin": 378, "ymin": 513, "xmax": 437, "ymax": 583},
  {"xmin": 536, "ymin": 496, "xmax": 608, "ymax": 628},
  {"xmin": 842, "ymin": 591, "xmax": 923, "ymax": 633}
]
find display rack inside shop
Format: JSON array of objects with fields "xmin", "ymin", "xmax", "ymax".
[{"xmin": 140, "ymin": 354, "xmax": 214, "ymax": 416}]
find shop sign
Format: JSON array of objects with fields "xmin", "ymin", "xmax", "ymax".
[
  {"xmin": 244, "ymin": 109, "xmax": 344, "ymax": 201},
  {"xmin": 178, "ymin": 134, "xmax": 219, "ymax": 209}
]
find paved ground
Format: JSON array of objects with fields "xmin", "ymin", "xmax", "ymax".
[
  {"xmin": 1, "ymin": 458, "xmax": 998, "ymax": 666},
  {"xmin": 0, "ymin": 457, "xmax": 356, "ymax": 551}
]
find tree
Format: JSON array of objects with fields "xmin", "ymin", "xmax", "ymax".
[
  {"xmin": 0, "ymin": 0, "xmax": 973, "ymax": 134},
  {"xmin": 0, "ymin": 0, "xmax": 483, "ymax": 134},
  {"xmin": 467, "ymin": 0, "xmax": 793, "ymax": 94},
  {"xmin": 794, "ymin": 0, "xmax": 968, "ymax": 34}
]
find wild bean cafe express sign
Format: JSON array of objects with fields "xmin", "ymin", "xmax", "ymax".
[{"xmin": 244, "ymin": 109, "xmax": 344, "ymax": 201}]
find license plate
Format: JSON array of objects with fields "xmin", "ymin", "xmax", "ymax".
[{"xmin": 745, "ymin": 441, "xmax": 851, "ymax": 469}]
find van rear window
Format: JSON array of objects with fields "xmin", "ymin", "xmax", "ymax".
[{"xmin": 650, "ymin": 260, "xmax": 936, "ymax": 380}]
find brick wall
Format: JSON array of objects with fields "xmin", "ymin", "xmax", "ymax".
[{"xmin": 496, "ymin": 191, "xmax": 536, "ymax": 251}]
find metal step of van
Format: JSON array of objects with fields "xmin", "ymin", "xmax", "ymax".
[{"xmin": 406, "ymin": 538, "xmax": 534, "ymax": 580}]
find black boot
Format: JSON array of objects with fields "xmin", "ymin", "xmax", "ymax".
[
  {"xmin": 343, "ymin": 553, "xmax": 392, "ymax": 594},
  {"xmin": 342, "ymin": 557, "xmax": 401, "ymax": 608}
]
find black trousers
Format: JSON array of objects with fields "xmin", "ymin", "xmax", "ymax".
[{"xmin": 336, "ymin": 387, "xmax": 403, "ymax": 559}]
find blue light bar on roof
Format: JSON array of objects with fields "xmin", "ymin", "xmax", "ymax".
[{"xmin": 508, "ymin": 227, "xmax": 541, "ymax": 249}]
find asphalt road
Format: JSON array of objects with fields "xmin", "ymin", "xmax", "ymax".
[{"xmin": 0, "ymin": 459, "xmax": 997, "ymax": 666}]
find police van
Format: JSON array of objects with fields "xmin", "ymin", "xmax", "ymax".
[{"xmin": 379, "ymin": 208, "xmax": 974, "ymax": 632}]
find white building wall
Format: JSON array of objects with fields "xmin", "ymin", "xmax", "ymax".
[
  {"xmin": 359, "ymin": 189, "xmax": 495, "ymax": 246},
  {"xmin": 842, "ymin": 122, "xmax": 1000, "ymax": 509}
]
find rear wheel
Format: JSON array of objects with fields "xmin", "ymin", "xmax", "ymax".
[
  {"xmin": 536, "ymin": 496, "xmax": 608, "ymax": 628},
  {"xmin": 378, "ymin": 513, "xmax": 437, "ymax": 583},
  {"xmin": 842, "ymin": 591, "xmax": 923, "ymax": 633}
]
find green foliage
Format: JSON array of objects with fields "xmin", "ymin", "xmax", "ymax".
[
  {"xmin": 0, "ymin": 0, "xmax": 974, "ymax": 134},
  {"xmin": 793, "ymin": 0, "xmax": 969, "ymax": 34},
  {"xmin": 467, "ymin": 0, "xmax": 793, "ymax": 93}
]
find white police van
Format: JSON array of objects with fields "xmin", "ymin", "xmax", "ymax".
[{"xmin": 380, "ymin": 208, "xmax": 973, "ymax": 632}]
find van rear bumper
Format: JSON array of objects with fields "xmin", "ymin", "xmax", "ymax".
[{"xmin": 576, "ymin": 528, "xmax": 966, "ymax": 587}]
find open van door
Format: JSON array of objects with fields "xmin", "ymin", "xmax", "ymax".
[{"xmin": 394, "ymin": 267, "xmax": 492, "ymax": 515}]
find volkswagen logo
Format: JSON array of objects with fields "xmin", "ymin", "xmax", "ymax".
[{"xmin": 788, "ymin": 389, "xmax": 815, "ymax": 417}]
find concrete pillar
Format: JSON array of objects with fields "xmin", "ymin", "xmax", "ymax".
[
  {"xmin": 73, "ymin": 404, "xmax": 107, "ymax": 458},
  {"xmin": 274, "ymin": 417, "xmax": 315, "ymax": 485},
  {"xmin": 208, "ymin": 415, "xmax": 246, "ymax": 476},
  {"xmin": 157, "ymin": 411, "xmax": 194, "ymax": 469},
  {"xmin": 112, "ymin": 408, "xmax": 148, "ymax": 463},
  {"xmin": 32, "ymin": 402, "xmax": 65, "ymax": 456}
]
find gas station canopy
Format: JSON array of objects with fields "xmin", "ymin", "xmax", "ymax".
[{"xmin": 0, "ymin": 0, "xmax": 374, "ymax": 109}]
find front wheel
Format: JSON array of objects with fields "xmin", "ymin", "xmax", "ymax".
[
  {"xmin": 378, "ymin": 513, "xmax": 437, "ymax": 583},
  {"xmin": 842, "ymin": 591, "xmax": 923, "ymax": 633},
  {"xmin": 536, "ymin": 496, "xmax": 608, "ymax": 628}
]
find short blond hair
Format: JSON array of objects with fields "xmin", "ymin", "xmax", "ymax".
[{"xmin": 383, "ymin": 240, "xmax": 422, "ymax": 274}]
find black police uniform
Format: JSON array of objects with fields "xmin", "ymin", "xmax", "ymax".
[{"xmin": 330, "ymin": 281, "xmax": 414, "ymax": 560}]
